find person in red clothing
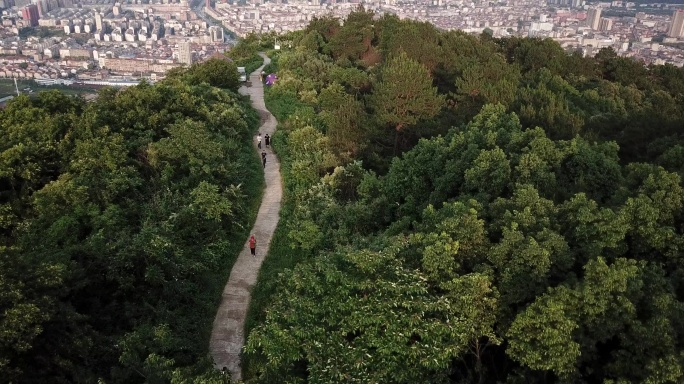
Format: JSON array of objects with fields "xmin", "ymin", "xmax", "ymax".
[{"xmin": 249, "ymin": 235, "xmax": 257, "ymax": 257}]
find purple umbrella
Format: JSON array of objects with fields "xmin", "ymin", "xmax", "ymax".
[{"xmin": 265, "ymin": 73, "xmax": 278, "ymax": 86}]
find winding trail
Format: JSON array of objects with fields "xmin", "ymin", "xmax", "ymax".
[{"xmin": 209, "ymin": 53, "xmax": 281, "ymax": 381}]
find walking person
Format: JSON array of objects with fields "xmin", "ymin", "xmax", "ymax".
[
  {"xmin": 249, "ymin": 235, "xmax": 257, "ymax": 257},
  {"xmin": 257, "ymin": 133, "xmax": 262, "ymax": 149},
  {"xmin": 265, "ymin": 133, "xmax": 270, "ymax": 148},
  {"xmin": 261, "ymin": 151, "xmax": 267, "ymax": 168}
]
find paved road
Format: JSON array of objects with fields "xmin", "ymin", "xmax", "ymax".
[{"xmin": 209, "ymin": 53, "xmax": 281, "ymax": 381}]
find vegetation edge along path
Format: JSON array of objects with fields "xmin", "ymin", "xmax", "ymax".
[{"xmin": 209, "ymin": 53, "xmax": 282, "ymax": 381}]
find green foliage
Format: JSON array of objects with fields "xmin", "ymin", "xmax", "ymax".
[
  {"xmin": 263, "ymin": 84, "xmax": 309, "ymax": 124},
  {"xmin": 455, "ymin": 54, "xmax": 520, "ymax": 107},
  {"xmin": 377, "ymin": 16, "xmax": 442, "ymax": 73},
  {"xmin": 248, "ymin": 101, "xmax": 684, "ymax": 383},
  {"xmin": 326, "ymin": 7, "xmax": 375, "ymax": 64},
  {"xmin": 515, "ymin": 68, "xmax": 585, "ymax": 139},
  {"xmin": 228, "ymin": 34, "xmax": 277, "ymax": 75},
  {"xmin": 370, "ymin": 51, "xmax": 445, "ymax": 133},
  {"xmin": 318, "ymin": 83, "xmax": 367, "ymax": 161},
  {"xmin": 246, "ymin": 246, "xmax": 499, "ymax": 383},
  {"xmin": 0, "ymin": 59, "xmax": 262, "ymax": 382},
  {"xmin": 369, "ymin": 51, "xmax": 445, "ymax": 157},
  {"xmin": 234, "ymin": 54, "xmax": 263, "ymax": 76},
  {"xmin": 243, "ymin": 12, "xmax": 684, "ymax": 384},
  {"xmin": 510, "ymin": 37, "xmax": 569, "ymax": 75},
  {"xmin": 18, "ymin": 26, "xmax": 65, "ymax": 39},
  {"xmin": 166, "ymin": 57, "xmax": 240, "ymax": 90}
]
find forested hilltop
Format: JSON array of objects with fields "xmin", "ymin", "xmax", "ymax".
[
  {"xmin": 0, "ymin": 58, "xmax": 262, "ymax": 383},
  {"xmin": 244, "ymin": 9, "xmax": 684, "ymax": 384}
]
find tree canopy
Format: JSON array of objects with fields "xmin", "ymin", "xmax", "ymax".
[
  {"xmin": 1, "ymin": 60, "xmax": 260, "ymax": 383},
  {"xmin": 246, "ymin": 9, "xmax": 684, "ymax": 384}
]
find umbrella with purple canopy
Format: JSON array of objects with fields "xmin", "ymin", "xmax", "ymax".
[{"xmin": 265, "ymin": 73, "xmax": 278, "ymax": 86}]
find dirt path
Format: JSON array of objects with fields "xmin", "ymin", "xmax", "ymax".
[{"xmin": 209, "ymin": 53, "xmax": 281, "ymax": 381}]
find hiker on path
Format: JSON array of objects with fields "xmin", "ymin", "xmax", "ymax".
[
  {"xmin": 265, "ymin": 134, "xmax": 270, "ymax": 148},
  {"xmin": 249, "ymin": 235, "xmax": 257, "ymax": 257},
  {"xmin": 261, "ymin": 151, "xmax": 267, "ymax": 168},
  {"xmin": 257, "ymin": 133, "xmax": 262, "ymax": 149}
]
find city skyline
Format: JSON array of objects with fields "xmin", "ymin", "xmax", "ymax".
[{"xmin": 0, "ymin": 0, "xmax": 683, "ymax": 87}]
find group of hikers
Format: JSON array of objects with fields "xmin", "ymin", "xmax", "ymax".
[
  {"xmin": 249, "ymin": 132, "xmax": 272, "ymax": 257},
  {"xmin": 257, "ymin": 132, "xmax": 270, "ymax": 149},
  {"xmin": 257, "ymin": 133, "xmax": 270, "ymax": 169}
]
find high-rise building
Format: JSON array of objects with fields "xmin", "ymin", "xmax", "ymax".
[
  {"xmin": 598, "ymin": 17, "xmax": 613, "ymax": 31},
  {"xmin": 36, "ymin": 0, "xmax": 48, "ymax": 17},
  {"xmin": 95, "ymin": 12, "xmax": 103, "ymax": 31},
  {"xmin": 587, "ymin": 7, "xmax": 601, "ymax": 30},
  {"xmin": 209, "ymin": 26, "xmax": 223, "ymax": 42},
  {"xmin": 178, "ymin": 42, "xmax": 192, "ymax": 65},
  {"xmin": 668, "ymin": 9, "xmax": 684, "ymax": 38},
  {"xmin": 21, "ymin": 4, "xmax": 39, "ymax": 26}
]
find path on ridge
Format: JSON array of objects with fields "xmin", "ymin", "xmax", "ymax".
[{"xmin": 209, "ymin": 53, "xmax": 282, "ymax": 381}]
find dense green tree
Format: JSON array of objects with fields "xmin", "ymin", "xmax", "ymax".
[
  {"xmin": 649, "ymin": 63, "xmax": 684, "ymax": 96},
  {"xmin": 318, "ymin": 83, "xmax": 367, "ymax": 161},
  {"xmin": 167, "ymin": 57, "xmax": 240, "ymax": 91},
  {"xmin": 326, "ymin": 7, "xmax": 376, "ymax": 65},
  {"xmin": 252, "ymin": 84, "xmax": 684, "ymax": 383},
  {"xmin": 369, "ymin": 51, "xmax": 445, "ymax": 154},
  {"xmin": 0, "ymin": 58, "xmax": 259, "ymax": 383},
  {"xmin": 242, "ymin": 14, "xmax": 684, "ymax": 384},
  {"xmin": 514, "ymin": 69, "xmax": 585, "ymax": 139},
  {"xmin": 0, "ymin": 246, "xmax": 67, "ymax": 382},
  {"xmin": 455, "ymin": 55, "xmax": 520, "ymax": 108},
  {"xmin": 305, "ymin": 15, "xmax": 341, "ymax": 47},
  {"xmin": 508, "ymin": 37, "xmax": 568, "ymax": 75},
  {"xmin": 596, "ymin": 47, "xmax": 651, "ymax": 89},
  {"xmin": 376, "ymin": 16, "xmax": 442, "ymax": 73},
  {"xmin": 246, "ymin": 245, "xmax": 500, "ymax": 383},
  {"xmin": 508, "ymin": 258, "xmax": 684, "ymax": 383},
  {"xmin": 192, "ymin": 57, "xmax": 240, "ymax": 89}
]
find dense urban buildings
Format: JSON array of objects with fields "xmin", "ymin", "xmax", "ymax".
[
  {"xmin": 204, "ymin": 0, "xmax": 684, "ymax": 66},
  {"xmin": 0, "ymin": 0, "xmax": 683, "ymax": 88}
]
